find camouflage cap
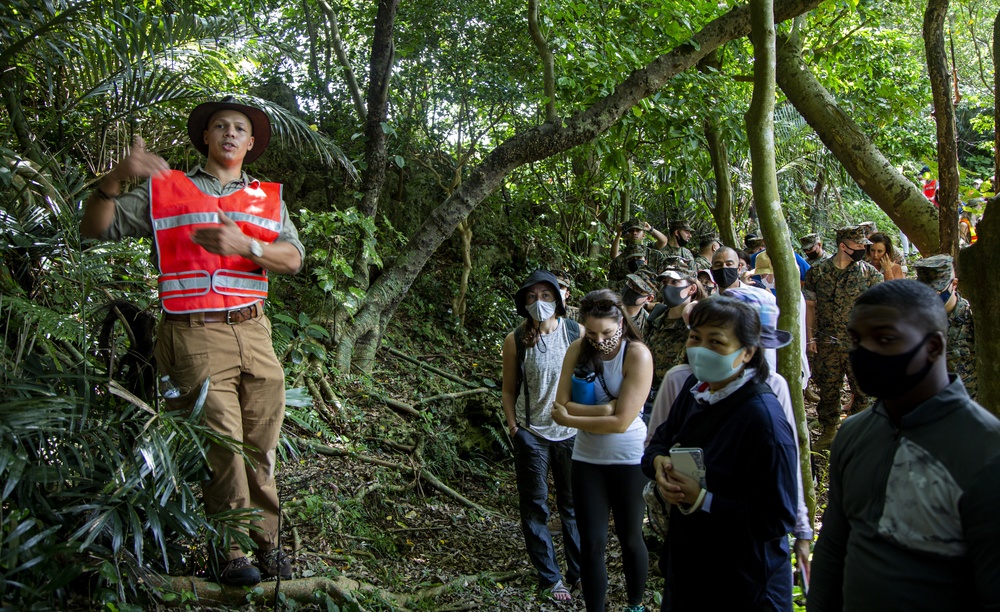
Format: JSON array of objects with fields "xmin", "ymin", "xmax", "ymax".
[
  {"xmin": 913, "ymin": 254, "xmax": 955, "ymax": 292},
  {"xmin": 699, "ymin": 233, "xmax": 722, "ymax": 249},
  {"xmin": 799, "ymin": 233, "xmax": 821, "ymax": 250},
  {"xmin": 622, "ymin": 218, "xmax": 645, "ymax": 232},
  {"xmin": 669, "ymin": 219, "xmax": 693, "ymax": 232},
  {"xmin": 624, "ymin": 273, "xmax": 656, "ymax": 296},
  {"xmin": 835, "ymin": 225, "xmax": 872, "ymax": 246},
  {"xmin": 549, "ymin": 269, "xmax": 574, "ymax": 290},
  {"xmin": 622, "ymin": 243, "xmax": 647, "ymax": 260},
  {"xmin": 859, "ymin": 221, "xmax": 877, "ymax": 237},
  {"xmin": 662, "ymin": 255, "xmax": 690, "ymax": 270},
  {"xmin": 657, "ymin": 266, "xmax": 687, "ymax": 282}
]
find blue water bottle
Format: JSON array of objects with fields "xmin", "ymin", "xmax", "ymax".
[{"xmin": 571, "ymin": 364, "xmax": 597, "ymax": 405}]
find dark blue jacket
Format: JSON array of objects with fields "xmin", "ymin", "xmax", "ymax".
[{"xmin": 642, "ymin": 376, "xmax": 798, "ymax": 611}]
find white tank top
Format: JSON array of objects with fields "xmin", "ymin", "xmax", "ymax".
[{"xmin": 572, "ymin": 340, "xmax": 647, "ymax": 464}]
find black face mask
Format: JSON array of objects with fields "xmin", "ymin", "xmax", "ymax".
[
  {"xmin": 661, "ymin": 284, "xmax": 691, "ymax": 308},
  {"xmin": 711, "ymin": 267, "xmax": 740, "ymax": 289},
  {"xmin": 627, "ymin": 258, "xmax": 645, "ymax": 272},
  {"xmin": 805, "ymin": 250, "xmax": 821, "ymax": 261},
  {"xmin": 676, "ymin": 234, "xmax": 689, "ymax": 247},
  {"xmin": 846, "ymin": 246, "xmax": 866, "ymax": 263},
  {"xmin": 849, "ymin": 333, "xmax": 935, "ymax": 400}
]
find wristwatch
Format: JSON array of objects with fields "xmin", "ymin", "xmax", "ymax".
[{"xmin": 248, "ymin": 239, "xmax": 264, "ymax": 258}]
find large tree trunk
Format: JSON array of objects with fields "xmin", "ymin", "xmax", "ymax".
[
  {"xmin": 335, "ymin": 0, "xmax": 827, "ymax": 370},
  {"xmin": 746, "ymin": 0, "xmax": 813, "ymax": 523},
  {"xmin": 351, "ymin": 0, "xmax": 399, "ymax": 288},
  {"xmin": 924, "ymin": 0, "xmax": 960, "ymax": 259},
  {"xmin": 700, "ymin": 51, "xmax": 739, "ymax": 247},
  {"xmin": 957, "ymin": 10, "xmax": 1000, "ymax": 417},
  {"xmin": 775, "ymin": 32, "xmax": 940, "ymax": 254}
]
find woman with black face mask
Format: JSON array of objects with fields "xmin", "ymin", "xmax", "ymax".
[{"xmin": 644, "ymin": 269, "xmax": 708, "ymax": 396}]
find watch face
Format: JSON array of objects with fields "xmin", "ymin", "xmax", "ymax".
[{"xmin": 250, "ymin": 240, "xmax": 263, "ymax": 257}]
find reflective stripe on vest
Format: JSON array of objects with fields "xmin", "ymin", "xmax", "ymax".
[{"xmin": 151, "ymin": 170, "xmax": 282, "ymax": 313}]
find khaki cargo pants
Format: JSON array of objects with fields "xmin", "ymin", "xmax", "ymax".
[{"xmin": 154, "ymin": 309, "xmax": 285, "ymax": 560}]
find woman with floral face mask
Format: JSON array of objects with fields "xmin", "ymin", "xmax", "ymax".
[
  {"xmin": 501, "ymin": 270, "xmax": 582, "ymax": 602},
  {"xmin": 552, "ymin": 289, "xmax": 654, "ymax": 612},
  {"xmin": 640, "ymin": 296, "xmax": 798, "ymax": 611}
]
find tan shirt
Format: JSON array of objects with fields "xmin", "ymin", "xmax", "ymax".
[{"xmin": 101, "ymin": 166, "xmax": 305, "ymax": 271}]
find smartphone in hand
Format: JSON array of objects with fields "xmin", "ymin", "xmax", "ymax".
[{"xmin": 669, "ymin": 447, "xmax": 707, "ymax": 488}]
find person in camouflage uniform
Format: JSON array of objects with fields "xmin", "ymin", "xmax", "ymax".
[
  {"xmin": 660, "ymin": 219, "xmax": 696, "ymax": 271},
  {"xmin": 914, "ymin": 255, "xmax": 977, "ymax": 401},
  {"xmin": 609, "ymin": 220, "xmax": 668, "ymax": 291},
  {"xmin": 694, "ymin": 233, "xmax": 720, "ymax": 271},
  {"xmin": 644, "ymin": 267, "xmax": 704, "ymax": 394},
  {"xmin": 800, "ymin": 232, "xmax": 831, "ymax": 263},
  {"xmin": 803, "ymin": 225, "xmax": 884, "ymax": 450},
  {"xmin": 550, "ymin": 269, "xmax": 580, "ymax": 321},
  {"xmin": 621, "ymin": 273, "xmax": 656, "ymax": 336}
]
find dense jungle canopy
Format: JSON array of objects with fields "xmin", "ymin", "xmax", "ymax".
[{"xmin": 4, "ymin": 0, "xmax": 1000, "ymax": 608}]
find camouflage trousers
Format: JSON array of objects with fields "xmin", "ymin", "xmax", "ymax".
[{"xmin": 811, "ymin": 346, "xmax": 870, "ymax": 429}]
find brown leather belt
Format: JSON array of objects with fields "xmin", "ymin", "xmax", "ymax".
[{"xmin": 163, "ymin": 303, "xmax": 260, "ymax": 325}]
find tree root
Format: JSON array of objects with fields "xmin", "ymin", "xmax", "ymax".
[
  {"xmin": 155, "ymin": 575, "xmax": 365, "ymax": 609},
  {"xmin": 307, "ymin": 441, "xmax": 494, "ymax": 515}
]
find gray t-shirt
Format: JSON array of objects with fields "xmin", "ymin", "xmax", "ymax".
[
  {"xmin": 515, "ymin": 319, "xmax": 577, "ymax": 442},
  {"xmin": 101, "ymin": 166, "xmax": 305, "ymax": 271}
]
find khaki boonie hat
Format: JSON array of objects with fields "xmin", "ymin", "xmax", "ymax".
[
  {"xmin": 800, "ymin": 233, "xmax": 820, "ymax": 250},
  {"xmin": 913, "ymin": 255, "xmax": 954, "ymax": 292},
  {"xmin": 835, "ymin": 225, "xmax": 872, "ymax": 246}
]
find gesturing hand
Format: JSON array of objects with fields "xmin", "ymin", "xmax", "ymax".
[
  {"xmin": 191, "ymin": 208, "xmax": 250, "ymax": 256},
  {"xmin": 112, "ymin": 136, "xmax": 171, "ymax": 182}
]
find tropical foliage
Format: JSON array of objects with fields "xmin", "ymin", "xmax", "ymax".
[{"xmin": 3, "ymin": 0, "xmax": 999, "ymax": 606}]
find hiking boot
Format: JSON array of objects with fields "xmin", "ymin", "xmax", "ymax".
[
  {"xmin": 255, "ymin": 548, "xmax": 292, "ymax": 580},
  {"xmin": 217, "ymin": 555, "xmax": 261, "ymax": 586},
  {"xmin": 803, "ymin": 387, "xmax": 820, "ymax": 403}
]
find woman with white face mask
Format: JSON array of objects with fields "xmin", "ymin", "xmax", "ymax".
[
  {"xmin": 501, "ymin": 270, "xmax": 582, "ymax": 602},
  {"xmin": 552, "ymin": 289, "xmax": 654, "ymax": 612},
  {"xmin": 641, "ymin": 296, "xmax": 798, "ymax": 611}
]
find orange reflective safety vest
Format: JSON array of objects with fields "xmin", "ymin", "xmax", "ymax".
[{"xmin": 151, "ymin": 170, "xmax": 282, "ymax": 313}]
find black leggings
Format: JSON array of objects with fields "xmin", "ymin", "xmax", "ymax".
[{"xmin": 572, "ymin": 460, "xmax": 649, "ymax": 611}]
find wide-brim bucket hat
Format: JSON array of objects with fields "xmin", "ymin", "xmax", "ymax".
[
  {"xmin": 514, "ymin": 269, "xmax": 566, "ymax": 318},
  {"xmin": 187, "ymin": 96, "xmax": 271, "ymax": 164}
]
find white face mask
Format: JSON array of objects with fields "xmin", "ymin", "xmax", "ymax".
[{"xmin": 526, "ymin": 299, "xmax": 556, "ymax": 322}]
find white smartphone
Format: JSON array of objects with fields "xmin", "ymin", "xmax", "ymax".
[{"xmin": 669, "ymin": 446, "xmax": 707, "ymax": 488}]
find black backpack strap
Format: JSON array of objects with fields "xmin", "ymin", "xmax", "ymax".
[{"xmin": 513, "ymin": 324, "xmax": 531, "ymax": 428}]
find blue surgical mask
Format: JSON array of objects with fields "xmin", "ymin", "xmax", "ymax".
[
  {"xmin": 687, "ymin": 346, "xmax": 746, "ymax": 383},
  {"xmin": 526, "ymin": 299, "xmax": 556, "ymax": 322}
]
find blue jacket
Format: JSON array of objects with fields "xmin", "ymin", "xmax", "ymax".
[{"xmin": 642, "ymin": 376, "xmax": 798, "ymax": 611}]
